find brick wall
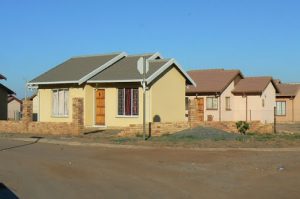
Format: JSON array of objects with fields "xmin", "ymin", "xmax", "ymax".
[
  {"xmin": 119, "ymin": 121, "xmax": 190, "ymax": 137},
  {"xmin": 0, "ymin": 98, "xmax": 84, "ymax": 135}
]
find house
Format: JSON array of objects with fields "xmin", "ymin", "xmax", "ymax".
[
  {"xmin": 186, "ymin": 69, "xmax": 244, "ymax": 122},
  {"xmin": 231, "ymin": 77, "xmax": 279, "ymax": 123},
  {"xmin": 186, "ymin": 69, "xmax": 279, "ymax": 123},
  {"xmin": 275, "ymin": 81, "xmax": 300, "ymax": 122},
  {"xmin": 28, "ymin": 52, "xmax": 195, "ymax": 128},
  {"xmin": 0, "ymin": 74, "xmax": 15, "ymax": 120},
  {"xmin": 7, "ymin": 95, "xmax": 22, "ymax": 120}
]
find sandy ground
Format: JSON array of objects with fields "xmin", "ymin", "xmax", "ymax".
[{"xmin": 0, "ymin": 139, "xmax": 300, "ymax": 199}]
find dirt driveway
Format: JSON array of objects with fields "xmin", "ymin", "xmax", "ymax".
[{"xmin": 0, "ymin": 139, "xmax": 300, "ymax": 199}]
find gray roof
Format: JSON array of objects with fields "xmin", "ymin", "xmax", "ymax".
[
  {"xmin": 88, "ymin": 56, "xmax": 169, "ymax": 82},
  {"xmin": 29, "ymin": 53, "xmax": 123, "ymax": 84},
  {"xmin": 0, "ymin": 83, "xmax": 15, "ymax": 95},
  {"xmin": 0, "ymin": 74, "xmax": 6, "ymax": 80},
  {"xmin": 28, "ymin": 52, "xmax": 195, "ymax": 86}
]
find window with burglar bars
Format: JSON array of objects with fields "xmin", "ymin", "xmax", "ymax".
[
  {"xmin": 276, "ymin": 101, "xmax": 286, "ymax": 116},
  {"xmin": 118, "ymin": 88, "xmax": 139, "ymax": 116},
  {"xmin": 52, "ymin": 89, "xmax": 69, "ymax": 117}
]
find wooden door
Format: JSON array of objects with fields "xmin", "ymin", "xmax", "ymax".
[
  {"xmin": 197, "ymin": 98, "xmax": 204, "ymax": 122},
  {"xmin": 95, "ymin": 89, "xmax": 105, "ymax": 125}
]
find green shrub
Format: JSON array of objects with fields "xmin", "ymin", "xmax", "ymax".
[{"xmin": 236, "ymin": 121, "xmax": 250, "ymax": 135}]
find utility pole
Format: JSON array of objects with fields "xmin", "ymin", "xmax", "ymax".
[
  {"xmin": 142, "ymin": 58, "xmax": 146, "ymax": 140},
  {"xmin": 137, "ymin": 57, "xmax": 149, "ymax": 140}
]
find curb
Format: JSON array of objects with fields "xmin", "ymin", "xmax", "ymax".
[{"xmin": 1, "ymin": 137, "xmax": 300, "ymax": 152}]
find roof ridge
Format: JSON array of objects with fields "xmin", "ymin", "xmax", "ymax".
[
  {"xmin": 127, "ymin": 53, "xmax": 155, "ymax": 57},
  {"xmin": 148, "ymin": 58, "xmax": 171, "ymax": 62},
  {"xmin": 71, "ymin": 52, "xmax": 123, "ymax": 58}
]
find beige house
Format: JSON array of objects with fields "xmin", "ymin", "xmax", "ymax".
[
  {"xmin": 186, "ymin": 69, "xmax": 279, "ymax": 124},
  {"xmin": 7, "ymin": 95, "xmax": 22, "ymax": 120},
  {"xmin": 28, "ymin": 52, "xmax": 195, "ymax": 128},
  {"xmin": 0, "ymin": 74, "xmax": 15, "ymax": 120},
  {"xmin": 275, "ymin": 81, "xmax": 300, "ymax": 122}
]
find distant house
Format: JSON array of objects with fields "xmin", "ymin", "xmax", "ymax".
[
  {"xmin": 275, "ymin": 81, "xmax": 300, "ymax": 122},
  {"xmin": 7, "ymin": 95, "xmax": 22, "ymax": 120},
  {"xmin": 186, "ymin": 69, "xmax": 279, "ymax": 124},
  {"xmin": 231, "ymin": 77, "xmax": 279, "ymax": 123},
  {"xmin": 186, "ymin": 69, "xmax": 243, "ymax": 122},
  {"xmin": 0, "ymin": 74, "xmax": 15, "ymax": 120},
  {"xmin": 28, "ymin": 52, "xmax": 195, "ymax": 128}
]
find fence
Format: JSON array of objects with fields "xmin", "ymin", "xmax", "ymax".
[{"xmin": 0, "ymin": 98, "xmax": 84, "ymax": 135}]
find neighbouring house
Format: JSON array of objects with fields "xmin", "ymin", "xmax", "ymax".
[
  {"xmin": 7, "ymin": 95, "xmax": 22, "ymax": 120},
  {"xmin": 28, "ymin": 52, "xmax": 195, "ymax": 128},
  {"xmin": 0, "ymin": 74, "xmax": 15, "ymax": 120},
  {"xmin": 186, "ymin": 69, "xmax": 243, "ymax": 122},
  {"xmin": 275, "ymin": 81, "xmax": 300, "ymax": 122},
  {"xmin": 186, "ymin": 69, "xmax": 279, "ymax": 124},
  {"xmin": 231, "ymin": 77, "xmax": 279, "ymax": 124}
]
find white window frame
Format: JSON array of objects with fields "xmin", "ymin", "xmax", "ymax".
[
  {"xmin": 117, "ymin": 88, "xmax": 139, "ymax": 117},
  {"xmin": 52, "ymin": 89, "xmax": 69, "ymax": 117},
  {"xmin": 225, "ymin": 97, "xmax": 231, "ymax": 110},
  {"xmin": 276, "ymin": 101, "xmax": 286, "ymax": 116},
  {"xmin": 206, "ymin": 97, "xmax": 218, "ymax": 110}
]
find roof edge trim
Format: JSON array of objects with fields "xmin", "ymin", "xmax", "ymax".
[{"xmin": 146, "ymin": 58, "xmax": 196, "ymax": 86}]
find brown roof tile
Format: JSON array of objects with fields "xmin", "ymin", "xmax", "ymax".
[
  {"xmin": 186, "ymin": 69, "xmax": 243, "ymax": 94},
  {"xmin": 232, "ymin": 76, "xmax": 279, "ymax": 95},
  {"xmin": 277, "ymin": 83, "xmax": 300, "ymax": 97}
]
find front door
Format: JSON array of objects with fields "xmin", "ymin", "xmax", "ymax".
[
  {"xmin": 197, "ymin": 98, "xmax": 204, "ymax": 122},
  {"xmin": 95, "ymin": 89, "xmax": 105, "ymax": 125}
]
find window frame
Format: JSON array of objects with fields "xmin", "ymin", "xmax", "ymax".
[
  {"xmin": 276, "ymin": 101, "xmax": 286, "ymax": 116},
  {"xmin": 206, "ymin": 97, "xmax": 218, "ymax": 110},
  {"xmin": 117, "ymin": 88, "xmax": 139, "ymax": 117},
  {"xmin": 225, "ymin": 96, "xmax": 231, "ymax": 111},
  {"xmin": 51, "ymin": 88, "xmax": 69, "ymax": 118}
]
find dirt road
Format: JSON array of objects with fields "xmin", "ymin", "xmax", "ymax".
[{"xmin": 0, "ymin": 139, "xmax": 299, "ymax": 199}]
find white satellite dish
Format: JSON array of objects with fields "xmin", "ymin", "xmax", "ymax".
[{"xmin": 137, "ymin": 57, "xmax": 149, "ymax": 75}]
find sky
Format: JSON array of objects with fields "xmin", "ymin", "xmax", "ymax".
[{"xmin": 0, "ymin": 0, "xmax": 299, "ymax": 98}]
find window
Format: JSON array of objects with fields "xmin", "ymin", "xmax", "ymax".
[
  {"xmin": 262, "ymin": 99, "xmax": 265, "ymax": 107},
  {"xmin": 225, "ymin": 97, "xmax": 231, "ymax": 110},
  {"xmin": 206, "ymin": 97, "xmax": 218, "ymax": 110},
  {"xmin": 276, "ymin": 101, "xmax": 286, "ymax": 116},
  {"xmin": 118, "ymin": 88, "xmax": 139, "ymax": 116},
  {"xmin": 52, "ymin": 89, "xmax": 69, "ymax": 117}
]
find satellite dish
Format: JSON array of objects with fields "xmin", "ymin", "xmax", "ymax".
[{"xmin": 137, "ymin": 57, "xmax": 149, "ymax": 74}]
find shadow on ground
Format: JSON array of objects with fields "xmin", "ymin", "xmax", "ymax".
[{"xmin": 0, "ymin": 136, "xmax": 42, "ymax": 152}]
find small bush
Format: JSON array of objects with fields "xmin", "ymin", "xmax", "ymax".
[{"xmin": 236, "ymin": 121, "xmax": 250, "ymax": 135}]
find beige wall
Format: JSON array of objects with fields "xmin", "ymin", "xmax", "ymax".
[
  {"xmin": 187, "ymin": 82, "xmax": 276, "ymax": 124},
  {"xmin": 39, "ymin": 86, "xmax": 85, "ymax": 123},
  {"xmin": 233, "ymin": 82, "xmax": 276, "ymax": 124},
  {"xmin": 38, "ymin": 66, "xmax": 187, "ymax": 127},
  {"xmin": 7, "ymin": 99, "xmax": 21, "ymax": 120},
  {"xmin": 150, "ymin": 67, "xmax": 186, "ymax": 122},
  {"xmin": 276, "ymin": 90, "xmax": 300, "ymax": 122}
]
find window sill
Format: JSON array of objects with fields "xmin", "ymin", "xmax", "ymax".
[
  {"xmin": 206, "ymin": 108, "xmax": 218, "ymax": 111},
  {"xmin": 226, "ymin": 109, "xmax": 232, "ymax": 111},
  {"xmin": 51, "ymin": 115, "xmax": 69, "ymax": 118},
  {"xmin": 116, "ymin": 115, "xmax": 139, "ymax": 118},
  {"xmin": 276, "ymin": 115, "xmax": 286, "ymax": 117}
]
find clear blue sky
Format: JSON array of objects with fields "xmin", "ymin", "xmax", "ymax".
[{"xmin": 0, "ymin": 0, "xmax": 299, "ymax": 98}]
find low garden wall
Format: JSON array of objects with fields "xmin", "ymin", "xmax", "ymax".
[
  {"xmin": 0, "ymin": 98, "xmax": 84, "ymax": 135},
  {"xmin": 119, "ymin": 122, "xmax": 190, "ymax": 137}
]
